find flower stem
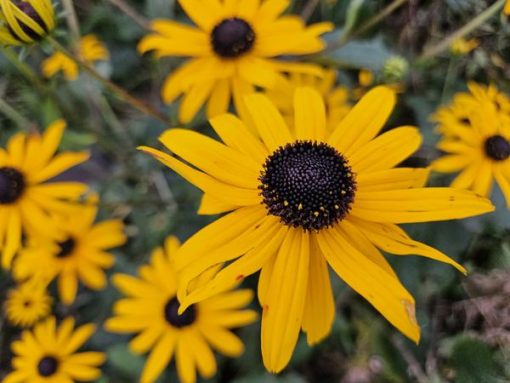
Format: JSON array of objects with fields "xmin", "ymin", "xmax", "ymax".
[
  {"xmin": 107, "ymin": 0, "xmax": 150, "ymax": 30},
  {"xmin": 326, "ymin": 0, "xmax": 409, "ymax": 52},
  {"xmin": 47, "ymin": 36, "xmax": 168, "ymax": 124},
  {"xmin": 61, "ymin": 0, "xmax": 81, "ymax": 43},
  {"xmin": 418, "ymin": 0, "xmax": 505, "ymax": 61},
  {"xmin": 0, "ymin": 98, "xmax": 33, "ymax": 130}
]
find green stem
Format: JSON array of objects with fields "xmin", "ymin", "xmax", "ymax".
[
  {"xmin": 47, "ymin": 36, "xmax": 168, "ymax": 124},
  {"xmin": 326, "ymin": 0, "xmax": 409, "ymax": 52},
  {"xmin": 0, "ymin": 46, "xmax": 45, "ymax": 90},
  {"xmin": 419, "ymin": 0, "xmax": 505, "ymax": 61},
  {"xmin": 61, "ymin": 0, "xmax": 81, "ymax": 42},
  {"xmin": 0, "ymin": 98, "xmax": 32, "ymax": 129}
]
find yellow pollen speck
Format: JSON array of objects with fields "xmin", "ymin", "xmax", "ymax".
[
  {"xmin": 298, "ymin": 203, "xmax": 303, "ymax": 210},
  {"xmin": 314, "ymin": 211, "xmax": 319, "ymax": 217},
  {"xmin": 320, "ymin": 206, "xmax": 325, "ymax": 211},
  {"xmin": 284, "ymin": 201, "xmax": 289, "ymax": 206},
  {"xmin": 334, "ymin": 205, "xmax": 339, "ymax": 209},
  {"xmin": 341, "ymin": 190, "xmax": 346, "ymax": 195}
]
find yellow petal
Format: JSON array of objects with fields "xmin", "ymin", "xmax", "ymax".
[{"xmin": 294, "ymin": 86, "xmax": 327, "ymax": 142}]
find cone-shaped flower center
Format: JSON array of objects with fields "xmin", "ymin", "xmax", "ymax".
[
  {"xmin": 484, "ymin": 135, "xmax": 510, "ymax": 161},
  {"xmin": 7, "ymin": 1, "xmax": 48, "ymax": 40},
  {"xmin": 0, "ymin": 167, "xmax": 26, "ymax": 204},
  {"xmin": 164, "ymin": 297, "xmax": 197, "ymax": 328},
  {"xmin": 211, "ymin": 17, "xmax": 255, "ymax": 58},
  {"xmin": 37, "ymin": 356, "xmax": 59, "ymax": 377},
  {"xmin": 56, "ymin": 238, "xmax": 76, "ymax": 258},
  {"xmin": 259, "ymin": 141, "xmax": 357, "ymax": 231}
]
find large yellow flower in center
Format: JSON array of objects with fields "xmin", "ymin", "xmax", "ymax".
[
  {"xmin": 139, "ymin": 87, "xmax": 494, "ymax": 373},
  {"xmin": 138, "ymin": 0, "xmax": 332, "ymax": 123}
]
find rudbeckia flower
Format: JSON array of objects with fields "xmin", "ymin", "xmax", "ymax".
[
  {"xmin": 266, "ymin": 68, "xmax": 351, "ymax": 131},
  {"xmin": 432, "ymin": 87, "xmax": 510, "ymax": 206},
  {"xmin": 4, "ymin": 316, "xmax": 105, "ymax": 383},
  {"xmin": 138, "ymin": 0, "xmax": 332, "ymax": 123},
  {"xmin": 0, "ymin": 120, "xmax": 89, "ymax": 269},
  {"xmin": 139, "ymin": 86, "xmax": 494, "ymax": 373},
  {"xmin": 4, "ymin": 280, "xmax": 52, "ymax": 327},
  {"xmin": 14, "ymin": 195, "xmax": 126, "ymax": 305},
  {"xmin": 0, "ymin": 0, "xmax": 55, "ymax": 46},
  {"xmin": 42, "ymin": 34, "xmax": 110, "ymax": 81},
  {"xmin": 105, "ymin": 235, "xmax": 257, "ymax": 383}
]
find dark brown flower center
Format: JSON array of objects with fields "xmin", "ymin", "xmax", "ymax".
[
  {"xmin": 37, "ymin": 356, "xmax": 59, "ymax": 377},
  {"xmin": 7, "ymin": 1, "xmax": 48, "ymax": 41},
  {"xmin": 164, "ymin": 297, "xmax": 197, "ymax": 328},
  {"xmin": 484, "ymin": 135, "xmax": 510, "ymax": 161},
  {"xmin": 0, "ymin": 167, "xmax": 26, "ymax": 204},
  {"xmin": 56, "ymin": 238, "xmax": 76, "ymax": 258},
  {"xmin": 259, "ymin": 141, "xmax": 357, "ymax": 231},
  {"xmin": 211, "ymin": 18, "xmax": 255, "ymax": 58}
]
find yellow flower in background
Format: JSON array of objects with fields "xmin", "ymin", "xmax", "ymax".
[
  {"xmin": 42, "ymin": 34, "xmax": 110, "ymax": 81},
  {"xmin": 14, "ymin": 195, "xmax": 126, "ymax": 305},
  {"xmin": 433, "ymin": 83, "xmax": 510, "ymax": 136},
  {"xmin": 432, "ymin": 88, "xmax": 510, "ymax": 206},
  {"xmin": 4, "ymin": 317, "xmax": 105, "ymax": 383},
  {"xmin": 4, "ymin": 280, "xmax": 52, "ymax": 327},
  {"xmin": 139, "ymin": 87, "xmax": 494, "ymax": 373},
  {"xmin": 449, "ymin": 37, "xmax": 479, "ymax": 55},
  {"xmin": 105, "ymin": 235, "xmax": 257, "ymax": 383},
  {"xmin": 138, "ymin": 0, "xmax": 332, "ymax": 123},
  {"xmin": 0, "ymin": 0, "xmax": 55, "ymax": 46},
  {"xmin": 0, "ymin": 120, "xmax": 89, "ymax": 269},
  {"xmin": 266, "ymin": 68, "xmax": 351, "ymax": 131},
  {"xmin": 505, "ymin": 0, "xmax": 510, "ymax": 15}
]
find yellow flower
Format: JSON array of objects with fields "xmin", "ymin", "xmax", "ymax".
[
  {"xmin": 266, "ymin": 68, "xmax": 351, "ymax": 131},
  {"xmin": 0, "ymin": 0, "xmax": 55, "ymax": 46},
  {"xmin": 42, "ymin": 34, "xmax": 110, "ymax": 81},
  {"xmin": 14, "ymin": 195, "xmax": 126, "ymax": 305},
  {"xmin": 505, "ymin": 0, "xmax": 510, "ymax": 15},
  {"xmin": 105, "ymin": 235, "xmax": 257, "ymax": 383},
  {"xmin": 139, "ymin": 86, "xmax": 494, "ymax": 373},
  {"xmin": 4, "ymin": 280, "xmax": 52, "ymax": 327},
  {"xmin": 4, "ymin": 316, "xmax": 105, "ymax": 383},
  {"xmin": 432, "ymin": 87, "xmax": 510, "ymax": 206},
  {"xmin": 0, "ymin": 120, "xmax": 89, "ymax": 269},
  {"xmin": 449, "ymin": 38, "xmax": 479, "ymax": 55},
  {"xmin": 138, "ymin": 0, "xmax": 332, "ymax": 123}
]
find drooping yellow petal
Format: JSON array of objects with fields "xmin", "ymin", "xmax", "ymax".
[
  {"xmin": 316, "ymin": 229, "xmax": 420, "ymax": 343},
  {"xmin": 261, "ymin": 229, "xmax": 309, "ymax": 373}
]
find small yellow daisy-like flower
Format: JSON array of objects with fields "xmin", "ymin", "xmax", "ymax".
[
  {"xmin": 432, "ymin": 88, "xmax": 510, "ymax": 206},
  {"xmin": 0, "ymin": 0, "xmax": 55, "ymax": 46},
  {"xmin": 138, "ymin": 0, "xmax": 333, "ymax": 123},
  {"xmin": 4, "ymin": 280, "xmax": 52, "ymax": 327},
  {"xmin": 14, "ymin": 195, "xmax": 126, "ymax": 305},
  {"xmin": 105, "ymin": 235, "xmax": 257, "ymax": 383},
  {"xmin": 139, "ymin": 86, "xmax": 494, "ymax": 373},
  {"xmin": 0, "ymin": 120, "xmax": 89, "ymax": 269},
  {"xmin": 433, "ymin": 82, "xmax": 510, "ymax": 136},
  {"xmin": 449, "ymin": 37, "xmax": 479, "ymax": 55},
  {"xmin": 266, "ymin": 68, "xmax": 352, "ymax": 131},
  {"xmin": 4, "ymin": 316, "xmax": 105, "ymax": 383},
  {"xmin": 42, "ymin": 34, "xmax": 110, "ymax": 81}
]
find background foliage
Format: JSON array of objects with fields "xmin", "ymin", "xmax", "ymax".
[{"xmin": 1, "ymin": 0, "xmax": 510, "ymax": 382}]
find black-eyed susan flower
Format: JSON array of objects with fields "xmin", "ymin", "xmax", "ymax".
[
  {"xmin": 14, "ymin": 195, "xmax": 126, "ymax": 305},
  {"xmin": 42, "ymin": 34, "xmax": 110, "ymax": 81},
  {"xmin": 0, "ymin": 0, "xmax": 55, "ymax": 46},
  {"xmin": 433, "ymin": 83, "xmax": 510, "ymax": 135},
  {"xmin": 138, "ymin": 0, "xmax": 332, "ymax": 123},
  {"xmin": 0, "ymin": 120, "xmax": 89, "ymax": 269},
  {"xmin": 266, "ymin": 68, "xmax": 351, "ymax": 131},
  {"xmin": 432, "ymin": 86, "xmax": 510, "ymax": 206},
  {"xmin": 4, "ymin": 316, "xmax": 105, "ymax": 383},
  {"xmin": 139, "ymin": 86, "xmax": 494, "ymax": 373},
  {"xmin": 105, "ymin": 235, "xmax": 257, "ymax": 383},
  {"xmin": 4, "ymin": 280, "xmax": 52, "ymax": 327}
]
